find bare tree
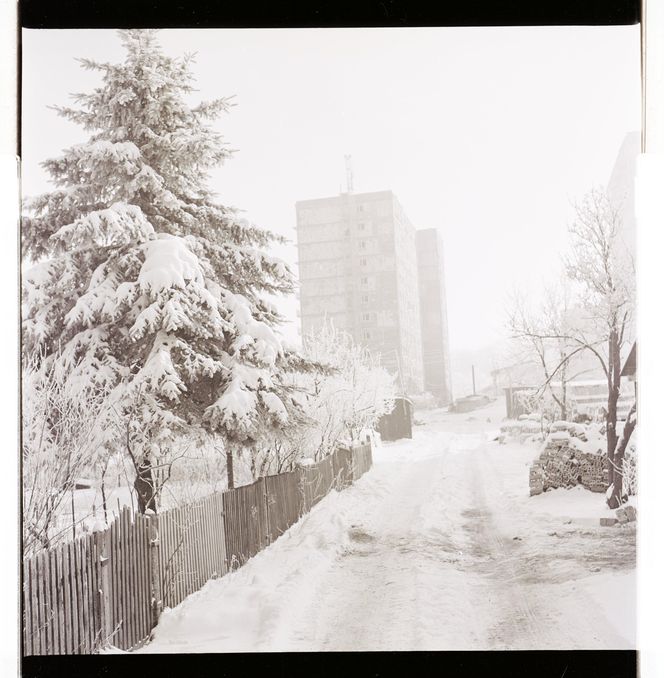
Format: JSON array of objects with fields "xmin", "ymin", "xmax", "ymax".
[
  {"xmin": 508, "ymin": 280, "xmax": 594, "ymax": 421},
  {"xmin": 509, "ymin": 189, "xmax": 635, "ymax": 507},
  {"xmin": 566, "ymin": 189, "xmax": 635, "ymax": 507}
]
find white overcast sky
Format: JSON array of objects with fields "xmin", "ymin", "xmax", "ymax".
[{"xmin": 21, "ymin": 27, "xmax": 640, "ymax": 353}]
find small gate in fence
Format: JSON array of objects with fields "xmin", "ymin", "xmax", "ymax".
[{"xmin": 22, "ymin": 443, "xmax": 373, "ymax": 655}]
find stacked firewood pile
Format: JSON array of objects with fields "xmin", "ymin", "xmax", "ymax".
[{"xmin": 529, "ymin": 421, "xmax": 608, "ymax": 496}]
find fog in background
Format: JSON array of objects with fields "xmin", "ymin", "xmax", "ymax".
[{"xmin": 22, "ymin": 27, "xmax": 640, "ymax": 394}]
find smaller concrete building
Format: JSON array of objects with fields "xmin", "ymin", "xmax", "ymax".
[{"xmin": 416, "ymin": 229, "xmax": 452, "ymax": 405}]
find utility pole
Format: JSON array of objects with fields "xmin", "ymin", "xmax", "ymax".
[{"xmin": 472, "ymin": 365, "xmax": 476, "ymax": 395}]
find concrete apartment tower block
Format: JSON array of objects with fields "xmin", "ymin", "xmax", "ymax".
[
  {"xmin": 296, "ymin": 190, "xmax": 424, "ymax": 394},
  {"xmin": 416, "ymin": 229, "xmax": 453, "ymax": 405}
]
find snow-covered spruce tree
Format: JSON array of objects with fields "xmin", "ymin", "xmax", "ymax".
[{"xmin": 22, "ymin": 30, "xmax": 308, "ymax": 510}]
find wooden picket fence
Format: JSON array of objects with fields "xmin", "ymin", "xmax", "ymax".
[{"xmin": 22, "ymin": 443, "xmax": 372, "ymax": 655}]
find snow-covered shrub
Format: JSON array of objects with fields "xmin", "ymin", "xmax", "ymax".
[
  {"xmin": 22, "ymin": 355, "xmax": 113, "ymax": 555},
  {"xmin": 280, "ymin": 323, "xmax": 396, "ymax": 463},
  {"xmin": 620, "ymin": 429, "xmax": 637, "ymax": 497}
]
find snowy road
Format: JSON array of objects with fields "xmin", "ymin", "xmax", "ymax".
[{"xmin": 138, "ymin": 400, "xmax": 636, "ymax": 653}]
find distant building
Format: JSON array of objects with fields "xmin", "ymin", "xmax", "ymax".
[
  {"xmin": 295, "ymin": 190, "xmax": 424, "ymax": 393},
  {"xmin": 608, "ymin": 131, "xmax": 639, "ymax": 257},
  {"xmin": 416, "ymin": 229, "xmax": 453, "ymax": 405}
]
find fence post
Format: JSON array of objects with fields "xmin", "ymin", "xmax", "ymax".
[
  {"xmin": 97, "ymin": 527, "xmax": 113, "ymax": 649},
  {"xmin": 261, "ymin": 476, "xmax": 271, "ymax": 547},
  {"xmin": 147, "ymin": 515, "xmax": 163, "ymax": 629},
  {"xmin": 297, "ymin": 467, "xmax": 305, "ymax": 517}
]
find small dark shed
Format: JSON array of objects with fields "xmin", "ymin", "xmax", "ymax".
[
  {"xmin": 621, "ymin": 342, "xmax": 637, "ymax": 380},
  {"xmin": 378, "ymin": 396, "xmax": 413, "ymax": 442}
]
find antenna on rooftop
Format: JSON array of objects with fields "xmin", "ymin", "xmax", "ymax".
[{"xmin": 344, "ymin": 154, "xmax": 354, "ymax": 194}]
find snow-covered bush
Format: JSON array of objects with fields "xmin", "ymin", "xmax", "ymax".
[
  {"xmin": 278, "ymin": 323, "xmax": 396, "ymax": 463},
  {"xmin": 22, "ymin": 355, "xmax": 113, "ymax": 555}
]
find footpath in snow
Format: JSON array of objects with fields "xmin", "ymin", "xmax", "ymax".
[{"xmin": 136, "ymin": 400, "xmax": 636, "ymax": 652}]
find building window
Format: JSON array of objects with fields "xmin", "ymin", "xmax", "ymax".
[
  {"xmin": 357, "ymin": 205, "xmax": 364, "ymax": 213},
  {"xmin": 359, "ymin": 240, "xmax": 366, "ymax": 250},
  {"xmin": 358, "ymin": 222, "xmax": 365, "ymax": 231},
  {"xmin": 362, "ymin": 313, "xmax": 372, "ymax": 322},
  {"xmin": 360, "ymin": 257, "xmax": 367, "ymax": 267},
  {"xmin": 362, "ymin": 329, "xmax": 371, "ymax": 340},
  {"xmin": 362, "ymin": 294, "xmax": 369, "ymax": 304},
  {"xmin": 360, "ymin": 276, "xmax": 369, "ymax": 287}
]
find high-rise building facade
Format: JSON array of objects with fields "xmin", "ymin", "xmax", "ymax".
[
  {"xmin": 416, "ymin": 229, "xmax": 453, "ymax": 405},
  {"xmin": 295, "ymin": 190, "xmax": 424, "ymax": 393}
]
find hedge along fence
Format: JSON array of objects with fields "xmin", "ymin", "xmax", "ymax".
[{"xmin": 22, "ymin": 443, "xmax": 372, "ymax": 655}]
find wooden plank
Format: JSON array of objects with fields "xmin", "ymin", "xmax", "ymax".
[
  {"xmin": 90, "ymin": 532, "xmax": 99, "ymax": 652},
  {"xmin": 201, "ymin": 500, "xmax": 209, "ymax": 585},
  {"xmin": 222, "ymin": 491, "xmax": 232, "ymax": 571},
  {"xmin": 49, "ymin": 548, "xmax": 61, "ymax": 654},
  {"xmin": 84, "ymin": 535, "xmax": 94, "ymax": 653},
  {"xmin": 23, "ymin": 558, "xmax": 33, "ymax": 656},
  {"xmin": 144, "ymin": 513, "xmax": 152, "ymax": 640},
  {"xmin": 139, "ymin": 514, "xmax": 147, "ymax": 641},
  {"xmin": 61, "ymin": 543, "xmax": 72, "ymax": 654},
  {"xmin": 122, "ymin": 508, "xmax": 130, "ymax": 648},
  {"xmin": 208, "ymin": 496, "xmax": 215, "ymax": 578},
  {"xmin": 136, "ymin": 514, "xmax": 145, "ymax": 643},
  {"xmin": 132, "ymin": 512, "xmax": 140, "ymax": 647},
  {"xmin": 172, "ymin": 510, "xmax": 181, "ymax": 607},
  {"xmin": 44, "ymin": 550, "xmax": 57, "ymax": 654},
  {"xmin": 135, "ymin": 515, "xmax": 144, "ymax": 643},
  {"xmin": 166, "ymin": 510, "xmax": 173, "ymax": 608},
  {"xmin": 110, "ymin": 520, "xmax": 117, "ymax": 647},
  {"xmin": 33, "ymin": 552, "xmax": 42, "ymax": 654},
  {"xmin": 189, "ymin": 505, "xmax": 197, "ymax": 596},
  {"xmin": 218, "ymin": 494, "xmax": 227, "ymax": 577},
  {"xmin": 118, "ymin": 511, "xmax": 126, "ymax": 649},
  {"xmin": 173, "ymin": 510, "xmax": 180, "ymax": 604},
  {"xmin": 77, "ymin": 539, "xmax": 87, "ymax": 654},
  {"xmin": 200, "ymin": 499, "xmax": 209, "ymax": 583},
  {"xmin": 80, "ymin": 538, "xmax": 89, "ymax": 654},
  {"xmin": 185, "ymin": 505, "xmax": 193, "ymax": 599},
  {"xmin": 42, "ymin": 548, "xmax": 53, "ymax": 653},
  {"xmin": 54, "ymin": 547, "xmax": 65, "ymax": 655},
  {"xmin": 163, "ymin": 511, "xmax": 172, "ymax": 609},
  {"xmin": 23, "ymin": 557, "xmax": 39, "ymax": 655},
  {"xmin": 124, "ymin": 514, "xmax": 133, "ymax": 649},
  {"xmin": 68, "ymin": 541, "xmax": 79, "ymax": 653},
  {"xmin": 110, "ymin": 518, "xmax": 118, "ymax": 649},
  {"xmin": 195, "ymin": 502, "xmax": 204, "ymax": 590},
  {"xmin": 123, "ymin": 509, "xmax": 131, "ymax": 648},
  {"xmin": 29, "ymin": 555, "xmax": 38, "ymax": 655},
  {"xmin": 91, "ymin": 533, "xmax": 99, "ymax": 650},
  {"xmin": 77, "ymin": 539, "xmax": 86, "ymax": 653},
  {"xmin": 40, "ymin": 550, "xmax": 51, "ymax": 654},
  {"xmin": 127, "ymin": 512, "xmax": 139, "ymax": 647},
  {"xmin": 176, "ymin": 508, "xmax": 185, "ymax": 604},
  {"xmin": 138, "ymin": 512, "xmax": 146, "ymax": 645},
  {"xmin": 214, "ymin": 494, "xmax": 223, "ymax": 576},
  {"xmin": 157, "ymin": 511, "xmax": 166, "ymax": 609}
]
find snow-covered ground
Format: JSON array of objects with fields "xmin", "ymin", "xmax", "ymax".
[{"xmin": 136, "ymin": 399, "xmax": 636, "ymax": 652}]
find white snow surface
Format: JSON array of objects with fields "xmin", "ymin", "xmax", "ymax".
[
  {"xmin": 138, "ymin": 234, "xmax": 205, "ymax": 292},
  {"xmin": 137, "ymin": 399, "xmax": 636, "ymax": 652}
]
